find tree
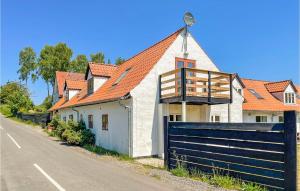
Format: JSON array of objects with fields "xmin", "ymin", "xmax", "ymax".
[
  {"xmin": 38, "ymin": 43, "xmax": 73, "ymax": 95},
  {"xmin": 70, "ymin": 54, "xmax": 88, "ymax": 73},
  {"xmin": 115, "ymin": 57, "xmax": 126, "ymax": 66},
  {"xmin": 17, "ymin": 47, "xmax": 37, "ymax": 85},
  {"xmin": 90, "ymin": 52, "xmax": 105, "ymax": 63},
  {"xmin": 0, "ymin": 82, "xmax": 33, "ymax": 115}
]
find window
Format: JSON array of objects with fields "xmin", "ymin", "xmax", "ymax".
[
  {"xmin": 248, "ymin": 89, "xmax": 263, "ymax": 99},
  {"xmin": 256, "ymin": 116, "xmax": 267, "ymax": 123},
  {"xmin": 102, "ymin": 114, "xmax": 108, "ymax": 130},
  {"xmin": 113, "ymin": 68, "xmax": 131, "ymax": 86},
  {"xmin": 80, "ymin": 114, "xmax": 83, "ymax": 121},
  {"xmin": 88, "ymin": 78, "xmax": 94, "ymax": 95},
  {"xmin": 285, "ymin": 93, "xmax": 295, "ymax": 104},
  {"xmin": 175, "ymin": 58, "xmax": 196, "ymax": 95},
  {"xmin": 169, "ymin": 114, "xmax": 182, "ymax": 122},
  {"xmin": 88, "ymin": 115, "xmax": 93, "ymax": 129},
  {"xmin": 237, "ymin": 88, "xmax": 242, "ymax": 95},
  {"xmin": 211, "ymin": 115, "xmax": 221, "ymax": 123},
  {"xmin": 279, "ymin": 116, "xmax": 284, "ymax": 123},
  {"xmin": 69, "ymin": 114, "xmax": 73, "ymax": 121},
  {"xmin": 63, "ymin": 117, "xmax": 66, "ymax": 122},
  {"xmin": 65, "ymin": 90, "xmax": 69, "ymax": 100}
]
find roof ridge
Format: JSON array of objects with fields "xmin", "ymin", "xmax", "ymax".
[
  {"xmin": 241, "ymin": 77, "xmax": 271, "ymax": 83},
  {"xmin": 121, "ymin": 27, "xmax": 184, "ymax": 65},
  {"xmin": 89, "ymin": 62, "xmax": 117, "ymax": 67},
  {"xmin": 264, "ymin": 80, "xmax": 291, "ymax": 85}
]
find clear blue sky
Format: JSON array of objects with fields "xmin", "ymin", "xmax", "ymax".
[{"xmin": 1, "ymin": 0, "xmax": 299, "ymax": 104}]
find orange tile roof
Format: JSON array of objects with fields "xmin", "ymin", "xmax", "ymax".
[
  {"xmin": 49, "ymin": 97, "xmax": 66, "ymax": 111},
  {"xmin": 56, "ymin": 71, "xmax": 85, "ymax": 97},
  {"xmin": 65, "ymin": 80, "xmax": 86, "ymax": 90},
  {"xmin": 242, "ymin": 78, "xmax": 300, "ymax": 112},
  {"xmin": 88, "ymin": 63, "xmax": 117, "ymax": 78},
  {"xmin": 264, "ymin": 80, "xmax": 291, "ymax": 93},
  {"xmin": 57, "ymin": 28, "xmax": 184, "ymax": 109}
]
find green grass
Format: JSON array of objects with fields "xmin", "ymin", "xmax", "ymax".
[
  {"xmin": 170, "ymin": 161, "xmax": 267, "ymax": 191},
  {"xmin": 83, "ymin": 144, "xmax": 133, "ymax": 162}
]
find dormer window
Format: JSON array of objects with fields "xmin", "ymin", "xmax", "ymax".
[
  {"xmin": 285, "ymin": 92, "xmax": 295, "ymax": 104},
  {"xmin": 88, "ymin": 77, "xmax": 94, "ymax": 95}
]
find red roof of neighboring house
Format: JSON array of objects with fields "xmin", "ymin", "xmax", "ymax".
[
  {"xmin": 86, "ymin": 63, "xmax": 117, "ymax": 78},
  {"xmin": 55, "ymin": 28, "xmax": 183, "ymax": 109},
  {"xmin": 264, "ymin": 80, "xmax": 292, "ymax": 93},
  {"xmin": 49, "ymin": 97, "xmax": 66, "ymax": 111},
  {"xmin": 65, "ymin": 80, "xmax": 86, "ymax": 90},
  {"xmin": 242, "ymin": 78, "xmax": 300, "ymax": 112},
  {"xmin": 56, "ymin": 71, "xmax": 85, "ymax": 97}
]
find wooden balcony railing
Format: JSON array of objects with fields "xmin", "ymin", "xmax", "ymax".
[{"xmin": 159, "ymin": 68, "xmax": 232, "ymax": 104}]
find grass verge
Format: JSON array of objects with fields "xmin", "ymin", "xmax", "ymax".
[
  {"xmin": 83, "ymin": 144, "xmax": 133, "ymax": 161},
  {"xmin": 170, "ymin": 160, "xmax": 267, "ymax": 191}
]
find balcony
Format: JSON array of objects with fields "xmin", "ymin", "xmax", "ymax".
[{"xmin": 159, "ymin": 68, "xmax": 232, "ymax": 105}]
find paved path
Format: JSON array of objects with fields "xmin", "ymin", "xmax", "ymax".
[{"xmin": 0, "ymin": 115, "xmax": 180, "ymax": 191}]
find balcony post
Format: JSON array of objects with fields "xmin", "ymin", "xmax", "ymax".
[
  {"xmin": 229, "ymin": 74, "xmax": 233, "ymax": 103},
  {"xmin": 182, "ymin": 101, "xmax": 186, "ymax": 122},
  {"xmin": 208, "ymin": 71, "xmax": 211, "ymax": 103},
  {"xmin": 181, "ymin": 68, "xmax": 186, "ymax": 101},
  {"xmin": 159, "ymin": 74, "xmax": 162, "ymax": 102}
]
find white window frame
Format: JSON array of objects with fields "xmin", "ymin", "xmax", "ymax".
[
  {"xmin": 284, "ymin": 92, "xmax": 295, "ymax": 104},
  {"xmin": 256, "ymin": 116, "xmax": 267, "ymax": 123},
  {"xmin": 211, "ymin": 115, "xmax": 221, "ymax": 123},
  {"xmin": 169, "ymin": 114, "xmax": 182, "ymax": 122}
]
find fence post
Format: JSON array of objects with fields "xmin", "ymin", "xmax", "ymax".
[
  {"xmin": 284, "ymin": 110, "xmax": 297, "ymax": 191},
  {"xmin": 163, "ymin": 116, "xmax": 169, "ymax": 169}
]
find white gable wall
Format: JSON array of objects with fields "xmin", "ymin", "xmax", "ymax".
[
  {"xmin": 130, "ymin": 31, "xmax": 241, "ymax": 157},
  {"xmin": 69, "ymin": 89, "xmax": 79, "ymax": 100}
]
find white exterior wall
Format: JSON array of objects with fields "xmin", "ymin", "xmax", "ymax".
[
  {"xmin": 130, "ymin": 31, "xmax": 243, "ymax": 157},
  {"xmin": 243, "ymin": 111, "xmax": 283, "ymax": 123},
  {"xmin": 57, "ymin": 100, "xmax": 131, "ymax": 155}
]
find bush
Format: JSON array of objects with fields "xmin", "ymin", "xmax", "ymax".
[
  {"xmin": 80, "ymin": 129, "xmax": 95, "ymax": 145},
  {"xmin": 62, "ymin": 128, "xmax": 82, "ymax": 145},
  {"xmin": 54, "ymin": 121, "xmax": 68, "ymax": 139},
  {"xmin": 0, "ymin": 104, "xmax": 12, "ymax": 117},
  {"xmin": 49, "ymin": 115, "xmax": 60, "ymax": 129}
]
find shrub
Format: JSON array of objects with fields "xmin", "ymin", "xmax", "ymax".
[
  {"xmin": 49, "ymin": 115, "xmax": 60, "ymax": 129},
  {"xmin": 62, "ymin": 128, "xmax": 82, "ymax": 145},
  {"xmin": 170, "ymin": 152, "xmax": 189, "ymax": 177},
  {"xmin": 54, "ymin": 121, "xmax": 68, "ymax": 139},
  {"xmin": 80, "ymin": 129, "xmax": 95, "ymax": 145}
]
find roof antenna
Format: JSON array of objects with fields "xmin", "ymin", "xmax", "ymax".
[{"xmin": 183, "ymin": 12, "xmax": 196, "ymax": 56}]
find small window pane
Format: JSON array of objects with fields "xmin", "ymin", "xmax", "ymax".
[
  {"xmin": 169, "ymin": 115, "xmax": 174, "ymax": 122},
  {"xmin": 279, "ymin": 116, "xmax": 284, "ymax": 123},
  {"xmin": 215, "ymin": 116, "xmax": 220, "ymax": 122},
  {"xmin": 102, "ymin": 114, "xmax": 108, "ymax": 130},
  {"xmin": 63, "ymin": 117, "xmax": 66, "ymax": 122},
  {"xmin": 88, "ymin": 115, "xmax": 93, "ymax": 129},
  {"xmin": 176, "ymin": 115, "xmax": 182, "ymax": 121},
  {"xmin": 176, "ymin": 61, "xmax": 184, "ymax": 68},
  {"xmin": 69, "ymin": 115, "xmax": 73, "ymax": 121}
]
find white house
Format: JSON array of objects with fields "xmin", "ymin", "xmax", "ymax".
[
  {"xmin": 241, "ymin": 78, "xmax": 300, "ymax": 131},
  {"xmin": 49, "ymin": 27, "xmax": 254, "ymax": 158}
]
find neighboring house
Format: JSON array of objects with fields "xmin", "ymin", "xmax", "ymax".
[
  {"xmin": 52, "ymin": 71, "xmax": 85, "ymax": 104},
  {"xmin": 49, "ymin": 27, "xmax": 245, "ymax": 158},
  {"xmin": 241, "ymin": 78, "xmax": 300, "ymax": 131}
]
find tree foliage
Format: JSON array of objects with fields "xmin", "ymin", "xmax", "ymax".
[
  {"xmin": 18, "ymin": 47, "xmax": 37, "ymax": 85},
  {"xmin": 90, "ymin": 52, "xmax": 105, "ymax": 63},
  {"xmin": 70, "ymin": 54, "xmax": 88, "ymax": 73},
  {"xmin": 115, "ymin": 57, "xmax": 126, "ymax": 66},
  {"xmin": 0, "ymin": 82, "xmax": 33, "ymax": 115},
  {"xmin": 38, "ymin": 43, "xmax": 73, "ymax": 94}
]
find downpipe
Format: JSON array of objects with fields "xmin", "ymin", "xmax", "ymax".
[{"xmin": 118, "ymin": 94, "xmax": 132, "ymax": 157}]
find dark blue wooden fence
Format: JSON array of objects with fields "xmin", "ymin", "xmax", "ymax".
[{"xmin": 164, "ymin": 111, "xmax": 297, "ymax": 191}]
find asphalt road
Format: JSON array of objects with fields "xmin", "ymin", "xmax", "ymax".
[{"xmin": 0, "ymin": 115, "xmax": 178, "ymax": 191}]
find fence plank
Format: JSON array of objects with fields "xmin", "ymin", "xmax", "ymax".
[
  {"xmin": 169, "ymin": 128, "xmax": 284, "ymax": 143},
  {"xmin": 169, "ymin": 135, "xmax": 284, "ymax": 152},
  {"xmin": 169, "ymin": 161, "xmax": 284, "ymax": 189},
  {"xmin": 170, "ymin": 148, "xmax": 284, "ymax": 171},
  {"xmin": 169, "ymin": 122, "xmax": 284, "ymax": 131}
]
